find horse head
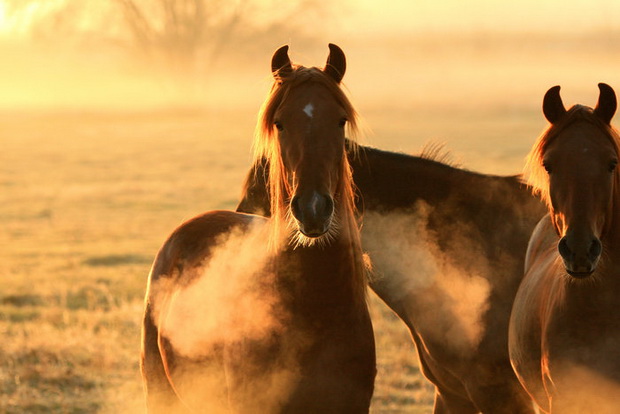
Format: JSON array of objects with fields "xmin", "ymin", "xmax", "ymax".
[
  {"xmin": 264, "ymin": 44, "xmax": 355, "ymax": 242},
  {"xmin": 539, "ymin": 83, "xmax": 619, "ymax": 278}
]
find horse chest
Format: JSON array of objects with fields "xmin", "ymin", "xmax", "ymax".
[
  {"xmin": 277, "ymin": 245, "xmax": 361, "ymax": 301},
  {"xmin": 545, "ymin": 282, "xmax": 620, "ymax": 354}
]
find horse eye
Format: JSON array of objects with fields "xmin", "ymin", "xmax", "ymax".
[
  {"xmin": 610, "ymin": 160, "xmax": 618, "ymax": 172},
  {"xmin": 543, "ymin": 162, "xmax": 552, "ymax": 174},
  {"xmin": 338, "ymin": 118, "xmax": 347, "ymax": 128},
  {"xmin": 274, "ymin": 121, "xmax": 284, "ymax": 132}
]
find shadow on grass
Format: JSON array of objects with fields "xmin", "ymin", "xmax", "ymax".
[
  {"xmin": 1, "ymin": 294, "xmax": 44, "ymax": 307},
  {"xmin": 82, "ymin": 254, "xmax": 152, "ymax": 267}
]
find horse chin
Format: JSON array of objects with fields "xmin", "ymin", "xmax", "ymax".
[
  {"xmin": 565, "ymin": 268, "xmax": 595, "ymax": 279},
  {"xmin": 291, "ymin": 219, "xmax": 336, "ymax": 248},
  {"xmin": 300, "ymin": 228, "xmax": 329, "ymax": 238},
  {"xmin": 563, "ymin": 258, "xmax": 599, "ymax": 279}
]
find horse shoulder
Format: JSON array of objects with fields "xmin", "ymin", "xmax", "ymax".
[
  {"xmin": 524, "ymin": 214, "xmax": 556, "ymax": 273},
  {"xmin": 510, "ymin": 214, "xmax": 560, "ymax": 411}
]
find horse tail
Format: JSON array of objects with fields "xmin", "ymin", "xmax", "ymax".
[
  {"xmin": 140, "ymin": 242, "xmax": 187, "ymax": 413},
  {"xmin": 141, "ymin": 302, "xmax": 183, "ymax": 413}
]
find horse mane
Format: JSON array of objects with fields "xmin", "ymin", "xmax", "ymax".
[
  {"xmin": 419, "ymin": 141, "xmax": 460, "ymax": 167},
  {"xmin": 523, "ymin": 104, "xmax": 620, "ymax": 209},
  {"xmin": 252, "ymin": 65, "xmax": 361, "ymax": 252}
]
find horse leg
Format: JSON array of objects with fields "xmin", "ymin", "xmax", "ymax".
[
  {"xmin": 140, "ymin": 305, "xmax": 187, "ymax": 414},
  {"xmin": 433, "ymin": 388, "xmax": 478, "ymax": 414}
]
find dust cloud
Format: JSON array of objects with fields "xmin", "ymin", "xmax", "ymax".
[
  {"xmin": 363, "ymin": 202, "xmax": 491, "ymax": 354},
  {"xmin": 148, "ymin": 219, "xmax": 304, "ymax": 412}
]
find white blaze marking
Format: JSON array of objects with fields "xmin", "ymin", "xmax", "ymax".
[
  {"xmin": 310, "ymin": 192, "xmax": 320, "ymax": 216},
  {"xmin": 303, "ymin": 103, "xmax": 314, "ymax": 118}
]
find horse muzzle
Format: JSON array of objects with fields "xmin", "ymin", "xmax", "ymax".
[
  {"xmin": 291, "ymin": 192, "xmax": 334, "ymax": 238},
  {"xmin": 558, "ymin": 236, "xmax": 602, "ymax": 279}
]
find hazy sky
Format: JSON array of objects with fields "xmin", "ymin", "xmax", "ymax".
[
  {"xmin": 2, "ymin": 0, "xmax": 620, "ymax": 38},
  {"xmin": 343, "ymin": 0, "xmax": 620, "ymax": 34},
  {"xmin": 1, "ymin": 0, "xmax": 619, "ymax": 111}
]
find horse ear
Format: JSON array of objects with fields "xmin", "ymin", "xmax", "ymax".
[
  {"xmin": 324, "ymin": 43, "xmax": 346, "ymax": 83},
  {"xmin": 271, "ymin": 45, "xmax": 292, "ymax": 82},
  {"xmin": 594, "ymin": 83, "xmax": 617, "ymax": 124},
  {"xmin": 542, "ymin": 85, "xmax": 566, "ymax": 124}
]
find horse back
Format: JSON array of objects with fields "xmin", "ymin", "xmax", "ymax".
[{"xmin": 153, "ymin": 210, "xmax": 259, "ymax": 277}]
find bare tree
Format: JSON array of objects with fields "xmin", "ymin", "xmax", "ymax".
[
  {"xmin": 114, "ymin": 0, "xmax": 248, "ymax": 74},
  {"xmin": 6, "ymin": 0, "xmax": 328, "ymax": 74}
]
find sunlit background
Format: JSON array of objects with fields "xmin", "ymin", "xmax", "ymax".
[
  {"xmin": 2, "ymin": 1, "xmax": 620, "ymax": 412},
  {"xmin": 2, "ymin": 0, "xmax": 620, "ymax": 170}
]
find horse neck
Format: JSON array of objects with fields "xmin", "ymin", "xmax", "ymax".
[
  {"xmin": 351, "ymin": 149, "xmax": 456, "ymax": 207},
  {"xmin": 352, "ymin": 148, "xmax": 545, "ymax": 259},
  {"xmin": 276, "ymin": 193, "xmax": 368, "ymax": 314},
  {"xmin": 352, "ymin": 147, "xmax": 540, "ymax": 213}
]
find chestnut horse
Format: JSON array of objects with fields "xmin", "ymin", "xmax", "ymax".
[
  {"xmin": 509, "ymin": 83, "xmax": 620, "ymax": 413},
  {"xmin": 238, "ymin": 147, "xmax": 546, "ymax": 409},
  {"xmin": 141, "ymin": 44, "xmax": 376, "ymax": 413}
]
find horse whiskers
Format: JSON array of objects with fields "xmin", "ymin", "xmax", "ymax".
[
  {"xmin": 561, "ymin": 268, "xmax": 602, "ymax": 288},
  {"xmin": 285, "ymin": 204, "xmax": 341, "ymax": 249},
  {"xmin": 600, "ymin": 244, "xmax": 613, "ymax": 267},
  {"xmin": 590, "ymin": 247, "xmax": 614, "ymax": 284},
  {"xmin": 556, "ymin": 252, "xmax": 603, "ymax": 287},
  {"xmin": 556, "ymin": 243, "xmax": 611, "ymax": 287}
]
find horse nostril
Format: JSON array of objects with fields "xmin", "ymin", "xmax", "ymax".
[
  {"xmin": 291, "ymin": 195, "xmax": 302, "ymax": 221},
  {"xmin": 589, "ymin": 238, "xmax": 602, "ymax": 260},
  {"xmin": 558, "ymin": 237, "xmax": 572, "ymax": 260},
  {"xmin": 322, "ymin": 195, "xmax": 334, "ymax": 218}
]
